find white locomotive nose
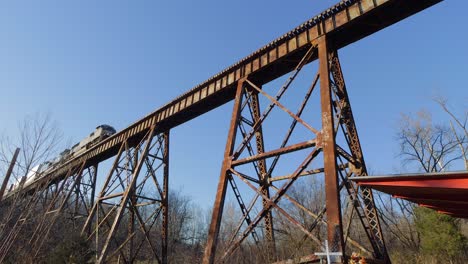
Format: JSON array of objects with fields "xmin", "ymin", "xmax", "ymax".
[{"xmin": 7, "ymin": 125, "xmax": 118, "ymax": 196}]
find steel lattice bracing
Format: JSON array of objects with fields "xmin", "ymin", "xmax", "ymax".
[
  {"xmin": 202, "ymin": 38, "xmax": 389, "ymax": 263},
  {"xmin": 80, "ymin": 128, "xmax": 170, "ymax": 263},
  {"xmin": 0, "ymin": 0, "xmax": 443, "ymax": 263}
]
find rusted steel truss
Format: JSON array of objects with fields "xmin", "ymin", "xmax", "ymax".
[
  {"xmin": 0, "ymin": 28, "xmax": 390, "ymax": 264},
  {"xmin": 0, "ymin": 129, "xmax": 170, "ymax": 263},
  {"xmin": 81, "ymin": 127, "xmax": 170, "ymax": 264},
  {"xmin": 203, "ymin": 39, "xmax": 389, "ymax": 263}
]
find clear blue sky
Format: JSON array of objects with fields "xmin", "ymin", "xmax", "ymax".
[{"xmin": 0, "ymin": 0, "xmax": 466, "ymax": 207}]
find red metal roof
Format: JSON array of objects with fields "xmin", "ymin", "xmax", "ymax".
[{"xmin": 351, "ymin": 171, "xmax": 468, "ymax": 218}]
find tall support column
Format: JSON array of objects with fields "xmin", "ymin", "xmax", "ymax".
[
  {"xmin": 318, "ymin": 36, "xmax": 345, "ymax": 261},
  {"xmin": 74, "ymin": 185, "xmax": 81, "ymax": 222},
  {"xmin": 128, "ymin": 146, "xmax": 139, "ymax": 260},
  {"xmin": 89, "ymin": 165, "xmax": 98, "ymax": 220},
  {"xmin": 329, "ymin": 51, "xmax": 390, "ymax": 263},
  {"xmin": 162, "ymin": 131, "xmax": 169, "ymax": 264},
  {"xmin": 249, "ymin": 90, "xmax": 276, "ymax": 260},
  {"xmin": 203, "ymin": 80, "xmax": 245, "ymax": 264}
]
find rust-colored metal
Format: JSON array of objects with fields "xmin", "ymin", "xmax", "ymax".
[
  {"xmin": 128, "ymin": 147, "xmax": 137, "ymax": 260},
  {"xmin": 329, "ymin": 51, "xmax": 390, "ymax": 262},
  {"xmin": 232, "ymin": 140, "xmax": 317, "ymax": 167},
  {"xmin": 86, "ymin": 165, "xmax": 98, "ymax": 234},
  {"xmin": 232, "ymin": 45, "xmax": 317, "ymax": 161},
  {"xmin": 0, "ymin": 148, "xmax": 19, "ymax": 203},
  {"xmin": 203, "ymin": 80, "xmax": 245, "ymax": 264},
  {"xmin": 246, "ymin": 79, "xmax": 319, "ymax": 134},
  {"xmin": 318, "ymin": 35, "xmax": 345, "ymax": 261},
  {"xmin": 162, "ymin": 131, "xmax": 169, "ymax": 264},
  {"xmin": 248, "ymin": 88, "xmax": 277, "ymax": 261}
]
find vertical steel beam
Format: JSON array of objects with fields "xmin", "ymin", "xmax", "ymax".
[
  {"xmin": 249, "ymin": 90, "xmax": 277, "ymax": 260},
  {"xmin": 162, "ymin": 131, "xmax": 169, "ymax": 264},
  {"xmin": 318, "ymin": 36, "xmax": 345, "ymax": 261},
  {"xmin": 128, "ymin": 191, "xmax": 136, "ymax": 259},
  {"xmin": 88, "ymin": 164, "xmax": 98, "ymax": 232},
  {"xmin": 74, "ymin": 169, "xmax": 82, "ymax": 220},
  {"xmin": 0, "ymin": 148, "xmax": 20, "ymax": 203},
  {"xmin": 128, "ymin": 147, "xmax": 139, "ymax": 260},
  {"xmin": 330, "ymin": 52, "xmax": 390, "ymax": 263},
  {"xmin": 203, "ymin": 80, "xmax": 245, "ymax": 264}
]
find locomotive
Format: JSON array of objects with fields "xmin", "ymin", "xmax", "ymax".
[{"xmin": 4, "ymin": 124, "xmax": 116, "ymax": 196}]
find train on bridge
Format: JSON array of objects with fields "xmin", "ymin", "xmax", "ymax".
[{"xmin": 5, "ymin": 124, "xmax": 116, "ymax": 196}]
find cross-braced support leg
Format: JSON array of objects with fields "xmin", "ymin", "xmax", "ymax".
[
  {"xmin": 203, "ymin": 38, "xmax": 389, "ymax": 264},
  {"xmin": 82, "ymin": 127, "xmax": 170, "ymax": 264}
]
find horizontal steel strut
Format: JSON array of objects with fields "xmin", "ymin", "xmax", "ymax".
[{"xmin": 3, "ymin": 0, "xmax": 442, "ymax": 201}]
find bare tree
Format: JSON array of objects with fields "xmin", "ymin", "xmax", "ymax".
[
  {"xmin": 375, "ymin": 191, "xmax": 420, "ymax": 252},
  {"xmin": 398, "ymin": 110, "xmax": 461, "ymax": 172},
  {"xmin": 0, "ymin": 112, "xmax": 63, "ymax": 262},
  {"xmin": 166, "ymin": 190, "xmax": 207, "ymax": 263},
  {"xmin": 434, "ymin": 96, "xmax": 468, "ymax": 170},
  {"xmin": 0, "ymin": 112, "xmax": 62, "ymax": 187}
]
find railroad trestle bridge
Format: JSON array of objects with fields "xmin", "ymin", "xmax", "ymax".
[{"xmin": 0, "ymin": 0, "xmax": 443, "ymax": 263}]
